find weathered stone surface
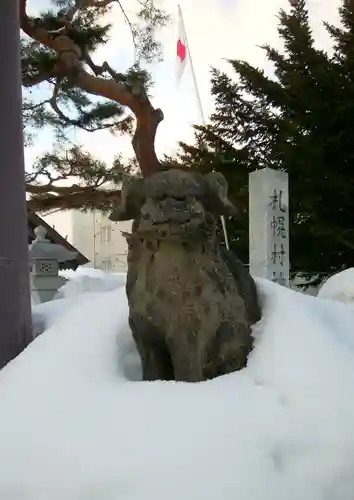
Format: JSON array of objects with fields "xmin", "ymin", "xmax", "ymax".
[{"xmin": 110, "ymin": 168, "xmax": 261, "ymax": 382}]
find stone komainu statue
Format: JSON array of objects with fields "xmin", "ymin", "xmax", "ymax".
[{"xmin": 109, "ymin": 168, "xmax": 261, "ymax": 382}]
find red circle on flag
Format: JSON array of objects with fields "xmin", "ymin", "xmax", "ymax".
[{"xmin": 177, "ymin": 39, "xmax": 186, "ymax": 62}]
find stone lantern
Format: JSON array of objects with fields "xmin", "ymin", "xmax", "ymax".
[{"xmin": 29, "ymin": 226, "xmax": 78, "ymax": 304}]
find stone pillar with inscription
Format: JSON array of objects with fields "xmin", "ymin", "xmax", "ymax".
[{"xmin": 249, "ymin": 168, "xmax": 290, "ymax": 285}]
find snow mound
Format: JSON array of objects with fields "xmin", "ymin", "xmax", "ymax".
[
  {"xmin": 60, "ymin": 266, "xmax": 114, "ymax": 280},
  {"xmin": 2, "ymin": 276, "xmax": 354, "ymax": 499},
  {"xmin": 318, "ymin": 268, "xmax": 354, "ymax": 304},
  {"xmin": 33, "ymin": 268, "xmax": 126, "ymax": 337},
  {"xmin": 57, "ymin": 267, "xmax": 126, "ymax": 298}
]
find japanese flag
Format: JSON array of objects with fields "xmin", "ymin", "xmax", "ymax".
[{"xmin": 176, "ymin": 5, "xmax": 188, "ymax": 82}]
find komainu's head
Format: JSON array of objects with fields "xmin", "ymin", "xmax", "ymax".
[{"xmin": 109, "ymin": 168, "xmax": 237, "ymax": 240}]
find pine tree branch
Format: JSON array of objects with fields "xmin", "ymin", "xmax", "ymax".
[
  {"xmin": 336, "ymin": 235, "xmax": 354, "ymax": 252},
  {"xmin": 312, "ymin": 227, "xmax": 354, "ymax": 252},
  {"xmin": 27, "ymin": 183, "xmax": 79, "ymax": 195},
  {"xmin": 22, "ymin": 71, "xmax": 56, "ymax": 87},
  {"xmin": 20, "ymin": 0, "xmax": 163, "ymax": 177},
  {"xmin": 69, "ymin": 66, "xmax": 163, "ymax": 176},
  {"xmin": 20, "ymin": 0, "xmax": 58, "ymax": 49},
  {"xmin": 26, "ymin": 183, "xmax": 121, "ymax": 212},
  {"xmin": 66, "ymin": 0, "xmax": 117, "ymax": 22},
  {"xmin": 48, "ymin": 77, "xmax": 132, "ymax": 132},
  {"xmin": 25, "ymin": 144, "xmax": 128, "ymax": 212},
  {"xmin": 23, "ymin": 99, "xmax": 51, "ymax": 111}
]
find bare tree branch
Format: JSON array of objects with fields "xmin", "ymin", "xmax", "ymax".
[{"xmin": 116, "ymin": 0, "xmax": 138, "ymax": 60}]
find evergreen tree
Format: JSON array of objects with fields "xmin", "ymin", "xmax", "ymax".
[
  {"xmin": 21, "ymin": 0, "xmax": 169, "ymax": 210},
  {"xmin": 180, "ymin": 0, "xmax": 354, "ymax": 284}
]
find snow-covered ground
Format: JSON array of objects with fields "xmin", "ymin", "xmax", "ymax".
[
  {"xmin": 318, "ymin": 267, "xmax": 354, "ymax": 305},
  {"xmin": 1, "ymin": 268, "xmax": 354, "ymax": 500}
]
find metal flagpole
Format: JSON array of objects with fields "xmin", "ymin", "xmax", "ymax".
[
  {"xmin": 178, "ymin": 4, "xmax": 205, "ymax": 125},
  {"xmin": 177, "ymin": 4, "xmax": 230, "ymax": 250}
]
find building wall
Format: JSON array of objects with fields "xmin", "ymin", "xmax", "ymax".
[
  {"xmin": 42, "ymin": 209, "xmax": 131, "ymax": 272},
  {"xmin": 42, "ymin": 210, "xmax": 73, "ymax": 244},
  {"xmin": 71, "ymin": 210, "xmax": 132, "ymax": 272},
  {"xmin": 70, "ymin": 210, "xmax": 95, "ymax": 265}
]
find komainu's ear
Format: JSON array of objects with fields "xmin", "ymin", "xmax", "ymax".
[
  {"xmin": 204, "ymin": 172, "xmax": 238, "ymax": 217},
  {"xmin": 109, "ymin": 177, "xmax": 145, "ymax": 222}
]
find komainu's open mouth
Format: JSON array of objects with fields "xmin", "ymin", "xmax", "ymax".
[{"xmin": 137, "ymin": 212, "xmax": 205, "ymax": 239}]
